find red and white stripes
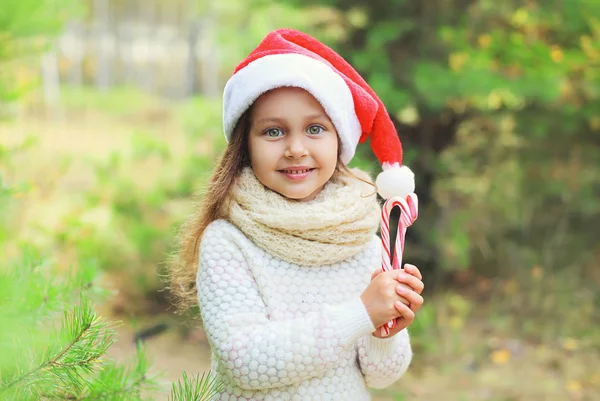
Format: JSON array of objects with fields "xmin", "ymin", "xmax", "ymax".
[{"xmin": 379, "ymin": 193, "xmax": 418, "ymax": 335}]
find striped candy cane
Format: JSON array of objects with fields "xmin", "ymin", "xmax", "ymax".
[{"xmin": 379, "ymin": 193, "xmax": 418, "ymax": 336}]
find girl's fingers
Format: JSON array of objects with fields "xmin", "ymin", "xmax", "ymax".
[
  {"xmin": 395, "ymin": 285, "xmax": 424, "ymax": 312},
  {"xmin": 395, "ymin": 272, "xmax": 425, "ymax": 294},
  {"xmin": 404, "ymin": 264, "xmax": 422, "ymax": 280},
  {"xmin": 395, "ymin": 282, "xmax": 411, "ymax": 305},
  {"xmin": 394, "ymin": 301, "xmax": 415, "ymax": 323},
  {"xmin": 373, "ymin": 317, "xmax": 404, "ymax": 338}
]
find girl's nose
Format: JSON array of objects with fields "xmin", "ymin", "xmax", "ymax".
[{"xmin": 284, "ymin": 134, "xmax": 309, "ymax": 159}]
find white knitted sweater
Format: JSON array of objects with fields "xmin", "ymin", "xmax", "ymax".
[{"xmin": 196, "ymin": 220, "xmax": 412, "ymax": 400}]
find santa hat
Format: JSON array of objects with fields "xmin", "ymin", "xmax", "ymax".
[{"xmin": 222, "ymin": 28, "xmax": 415, "ymax": 199}]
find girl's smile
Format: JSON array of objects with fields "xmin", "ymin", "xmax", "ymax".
[{"xmin": 278, "ymin": 166, "xmax": 315, "ymax": 180}]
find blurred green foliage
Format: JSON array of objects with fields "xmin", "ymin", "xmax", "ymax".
[
  {"xmin": 0, "ymin": 1, "xmax": 225, "ymax": 398},
  {"xmin": 0, "ymin": 0, "xmax": 82, "ymax": 102},
  {"xmin": 283, "ymin": 0, "xmax": 600, "ymax": 285},
  {"xmin": 60, "ymin": 86, "xmax": 160, "ymax": 116},
  {"xmin": 2, "ymin": 0, "xmax": 599, "ymax": 398},
  {"xmin": 205, "ymin": 0, "xmax": 347, "ymax": 73},
  {"xmin": 0, "ymin": 242, "xmax": 158, "ymax": 400},
  {"xmin": 8, "ymin": 0, "xmax": 595, "ymax": 340},
  {"xmin": 0, "ymin": 1, "xmax": 156, "ymax": 398}
]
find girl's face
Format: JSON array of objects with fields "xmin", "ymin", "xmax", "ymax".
[{"xmin": 248, "ymin": 87, "xmax": 339, "ymax": 202}]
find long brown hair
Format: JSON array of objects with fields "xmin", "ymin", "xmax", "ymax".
[{"xmin": 167, "ymin": 107, "xmax": 375, "ymax": 313}]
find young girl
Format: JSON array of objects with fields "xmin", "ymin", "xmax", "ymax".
[{"xmin": 169, "ymin": 29, "xmax": 424, "ymax": 400}]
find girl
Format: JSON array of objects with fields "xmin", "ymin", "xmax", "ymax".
[{"xmin": 169, "ymin": 29, "xmax": 424, "ymax": 400}]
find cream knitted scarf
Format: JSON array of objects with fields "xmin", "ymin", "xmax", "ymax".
[{"xmin": 226, "ymin": 167, "xmax": 380, "ymax": 266}]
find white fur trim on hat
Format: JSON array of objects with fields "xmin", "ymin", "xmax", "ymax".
[
  {"xmin": 223, "ymin": 53, "xmax": 362, "ymax": 164},
  {"xmin": 375, "ymin": 162, "xmax": 415, "ymax": 199}
]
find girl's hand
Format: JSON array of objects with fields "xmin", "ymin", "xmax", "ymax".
[
  {"xmin": 360, "ymin": 270, "xmax": 415, "ymax": 329},
  {"xmin": 369, "ymin": 264, "xmax": 424, "ymax": 338}
]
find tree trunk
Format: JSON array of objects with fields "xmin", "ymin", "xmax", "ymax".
[
  {"xmin": 199, "ymin": 2, "xmax": 219, "ymax": 98},
  {"xmin": 185, "ymin": 18, "xmax": 199, "ymax": 97},
  {"xmin": 41, "ymin": 50, "xmax": 63, "ymax": 120},
  {"xmin": 93, "ymin": 0, "xmax": 112, "ymax": 90}
]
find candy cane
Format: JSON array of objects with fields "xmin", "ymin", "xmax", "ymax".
[{"xmin": 379, "ymin": 193, "xmax": 418, "ymax": 336}]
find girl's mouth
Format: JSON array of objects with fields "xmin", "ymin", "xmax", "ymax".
[{"xmin": 278, "ymin": 168, "xmax": 315, "ymax": 180}]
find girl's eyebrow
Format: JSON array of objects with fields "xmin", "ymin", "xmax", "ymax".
[
  {"xmin": 304, "ymin": 114, "xmax": 329, "ymax": 121},
  {"xmin": 253, "ymin": 114, "xmax": 330, "ymax": 127},
  {"xmin": 253, "ymin": 117, "xmax": 286, "ymax": 127}
]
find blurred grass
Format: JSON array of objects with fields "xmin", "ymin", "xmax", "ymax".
[
  {"xmin": 59, "ymin": 85, "xmax": 162, "ymax": 116},
  {"xmin": 1, "ymin": 85, "xmax": 598, "ymax": 401}
]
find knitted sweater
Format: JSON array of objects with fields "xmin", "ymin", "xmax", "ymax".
[{"xmin": 196, "ymin": 220, "xmax": 412, "ymax": 400}]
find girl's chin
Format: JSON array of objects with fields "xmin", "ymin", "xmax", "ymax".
[{"xmin": 278, "ymin": 187, "xmax": 323, "ymax": 202}]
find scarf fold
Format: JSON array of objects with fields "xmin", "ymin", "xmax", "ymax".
[{"xmin": 226, "ymin": 167, "xmax": 381, "ymax": 266}]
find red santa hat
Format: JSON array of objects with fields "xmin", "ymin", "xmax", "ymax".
[{"xmin": 222, "ymin": 28, "xmax": 415, "ymax": 199}]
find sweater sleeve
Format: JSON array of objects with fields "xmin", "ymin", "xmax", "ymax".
[
  {"xmin": 356, "ymin": 329, "xmax": 412, "ymax": 389},
  {"xmin": 196, "ymin": 221, "xmax": 376, "ymax": 391}
]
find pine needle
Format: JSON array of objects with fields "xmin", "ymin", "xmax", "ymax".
[{"xmin": 168, "ymin": 371, "xmax": 224, "ymax": 401}]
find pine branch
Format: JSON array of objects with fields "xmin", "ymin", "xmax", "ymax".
[
  {"xmin": 86, "ymin": 375, "xmax": 146, "ymax": 400},
  {"xmin": 0, "ymin": 295, "xmax": 113, "ymax": 398},
  {"xmin": 0, "ymin": 228, "xmax": 158, "ymax": 401},
  {"xmin": 48, "ymin": 340, "xmax": 157, "ymax": 401},
  {"xmin": 0, "ymin": 320, "xmax": 91, "ymax": 391},
  {"xmin": 41, "ymin": 372, "xmax": 151, "ymax": 401},
  {"xmin": 169, "ymin": 371, "xmax": 224, "ymax": 401}
]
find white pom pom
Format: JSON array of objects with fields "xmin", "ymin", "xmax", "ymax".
[{"xmin": 375, "ymin": 164, "xmax": 415, "ymax": 199}]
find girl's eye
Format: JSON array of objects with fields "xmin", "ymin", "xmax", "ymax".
[
  {"xmin": 265, "ymin": 128, "xmax": 283, "ymax": 137},
  {"xmin": 307, "ymin": 125, "xmax": 324, "ymax": 135}
]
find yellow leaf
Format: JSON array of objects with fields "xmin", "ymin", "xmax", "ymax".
[
  {"xmin": 503, "ymin": 279, "xmax": 519, "ymax": 295},
  {"xmin": 531, "ymin": 265, "xmax": 543, "ymax": 279},
  {"xmin": 490, "ymin": 349, "xmax": 511, "ymax": 365},
  {"xmin": 396, "ymin": 106, "xmax": 420, "ymax": 126},
  {"xmin": 590, "ymin": 373, "xmax": 600, "ymax": 385},
  {"xmin": 562, "ymin": 337, "xmax": 579, "ymax": 351},
  {"xmin": 449, "ymin": 52, "xmax": 469, "ymax": 72},
  {"xmin": 589, "ymin": 117, "xmax": 600, "ymax": 131},
  {"xmin": 478, "ymin": 34, "xmax": 492, "ymax": 49},
  {"xmin": 487, "ymin": 91, "xmax": 502, "ymax": 110},
  {"xmin": 551, "ymin": 46, "xmax": 564, "ymax": 63},
  {"xmin": 580, "ymin": 35, "xmax": 599, "ymax": 60},
  {"xmin": 449, "ymin": 316, "xmax": 463, "ymax": 329},
  {"xmin": 566, "ymin": 380, "xmax": 582, "ymax": 393},
  {"xmin": 560, "ymin": 80, "xmax": 574, "ymax": 99},
  {"xmin": 346, "ymin": 7, "xmax": 368, "ymax": 28},
  {"xmin": 511, "ymin": 8, "xmax": 529, "ymax": 26}
]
